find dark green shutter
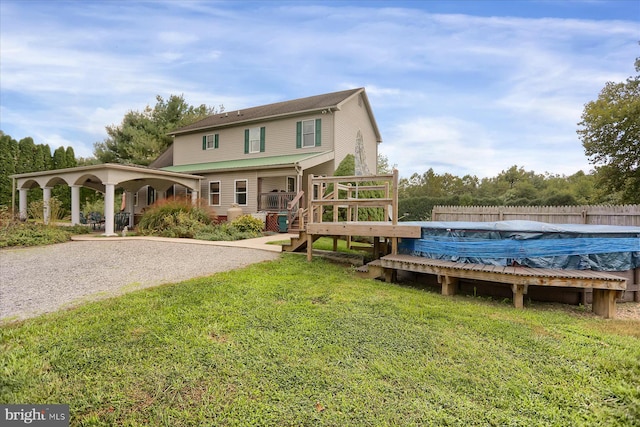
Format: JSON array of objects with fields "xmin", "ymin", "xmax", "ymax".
[
  {"xmin": 296, "ymin": 121, "xmax": 302, "ymax": 149},
  {"xmin": 244, "ymin": 129, "xmax": 249, "ymax": 154},
  {"xmin": 260, "ymin": 127, "xmax": 265, "ymax": 152},
  {"xmin": 202, "ymin": 135, "xmax": 206, "ymax": 150},
  {"xmin": 315, "ymin": 119, "xmax": 321, "ymax": 147},
  {"xmin": 214, "ymin": 134, "xmax": 219, "ymax": 149}
]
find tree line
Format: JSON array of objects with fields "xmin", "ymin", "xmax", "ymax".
[{"xmin": 396, "ymin": 165, "xmax": 603, "ymax": 221}]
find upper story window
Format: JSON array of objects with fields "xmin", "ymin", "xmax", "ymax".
[
  {"xmin": 202, "ymin": 134, "xmax": 219, "ymax": 150},
  {"xmin": 245, "ymin": 127, "xmax": 265, "ymax": 154},
  {"xmin": 296, "ymin": 119, "xmax": 321, "ymax": 148}
]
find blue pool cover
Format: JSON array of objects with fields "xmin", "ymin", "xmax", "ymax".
[{"xmin": 398, "ymin": 220, "xmax": 640, "ymax": 271}]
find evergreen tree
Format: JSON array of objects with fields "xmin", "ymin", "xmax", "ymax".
[{"xmin": 0, "ymin": 132, "xmax": 18, "ymax": 207}]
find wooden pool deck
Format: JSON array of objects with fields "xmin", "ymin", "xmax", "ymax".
[{"xmin": 360, "ymin": 254, "xmax": 627, "ymax": 319}]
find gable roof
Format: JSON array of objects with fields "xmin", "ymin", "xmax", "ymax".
[{"xmin": 169, "ymin": 88, "xmax": 381, "ymax": 141}]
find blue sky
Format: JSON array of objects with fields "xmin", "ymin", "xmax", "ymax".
[{"xmin": 1, "ymin": 0, "xmax": 638, "ymax": 179}]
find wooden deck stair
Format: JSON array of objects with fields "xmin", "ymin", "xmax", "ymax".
[{"xmin": 282, "ymin": 230, "xmax": 320, "ymax": 252}]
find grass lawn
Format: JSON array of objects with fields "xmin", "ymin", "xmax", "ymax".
[{"xmin": 1, "ymin": 254, "xmax": 639, "ymax": 426}]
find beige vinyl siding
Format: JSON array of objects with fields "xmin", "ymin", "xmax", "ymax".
[
  {"xmin": 261, "ymin": 176, "xmax": 289, "ymax": 193},
  {"xmin": 173, "ymin": 114, "xmax": 335, "ymax": 166},
  {"xmin": 334, "ymin": 93, "xmax": 379, "ymax": 174},
  {"xmin": 199, "ymin": 170, "xmax": 259, "ymax": 216}
]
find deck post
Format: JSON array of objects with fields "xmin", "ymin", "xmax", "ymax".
[
  {"xmin": 511, "ymin": 284, "xmax": 528, "ymax": 309},
  {"xmin": 306, "ymin": 233, "xmax": 314, "ymax": 261},
  {"xmin": 439, "ymin": 275, "xmax": 458, "ymax": 296},
  {"xmin": 592, "ymin": 289, "xmax": 618, "ymax": 319}
]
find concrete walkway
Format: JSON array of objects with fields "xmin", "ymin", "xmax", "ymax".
[{"xmin": 71, "ymin": 233, "xmax": 298, "ymax": 252}]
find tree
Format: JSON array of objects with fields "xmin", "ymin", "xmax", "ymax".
[
  {"xmin": 0, "ymin": 132, "xmax": 18, "ymax": 207},
  {"xmin": 578, "ymin": 57, "xmax": 640, "ymax": 203},
  {"xmin": 52, "ymin": 146, "xmax": 67, "ymax": 169},
  {"xmin": 94, "ymin": 94, "xmax": 218, "ymax": 166}
]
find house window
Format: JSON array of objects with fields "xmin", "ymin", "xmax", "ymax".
[
  {"xmin": 133, "ymin": 192, "xmax": 138, "ymax": 207},
  {"xmin": 235, "ymin": 179, "xmax": 248, "ymax": 205},
  {"xmin": 245, "ymin": 127, "xmax": 265, "ymax": 153},
  {"xmin": 209, "ymin": 181, "xmax": 220, "ymax": 206},
  {"xmin": 302, "ymin": 120, "xmax": 315, "ymax": 148},
  {"xmin": 287, "ymin": 176, "xmax": 296, "ymax": 193},
  {"xmin": 296, "ymin": 119, "xmax": 321, "ymax": 148},
  {"xmin": 147, "ymin": 187, "xmax": 156, "ymax": 206},
  {"xmin": 203, "ymin": 134, "xmax": 219, "ymax": 150}
]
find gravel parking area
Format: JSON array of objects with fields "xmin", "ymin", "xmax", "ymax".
[{"xmin": 0, "ymin": 240, "xmax": 280, "ymax": 322}]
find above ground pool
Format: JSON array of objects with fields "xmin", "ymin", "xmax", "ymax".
[{"xmin": 399, "ymin": 220, "xmax": 640, "ymax": 271}]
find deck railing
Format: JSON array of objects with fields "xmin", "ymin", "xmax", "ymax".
[
  {"xmin": 307, "ymin": 170, "xmax": 399, "ymax": 226},
  {"xmin": 258, "ymin": 192, "xmax": 296, "ymax": 212}
]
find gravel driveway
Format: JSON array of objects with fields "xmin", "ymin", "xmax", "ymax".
[{"xmin": 0, "ymin": 240, "xmax": 280, "ymax": 322}]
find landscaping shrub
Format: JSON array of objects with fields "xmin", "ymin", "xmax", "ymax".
[
  {"xmin": 137, "ymin": 197, "xmax": 215, "ymax": 238},
  {"xmin": 194, "ymin": 222, "xmax": 261, "ymax": 241},
  {"xmin": 230, "ymin": 214, "xmax": 264, "ymax": 234},
  {"xmin": 27, "ymin": 197, "xmax": 65, "ymax": 223},
  {"xmin": 0, "ymin": 207, "xmax": 90, "ymax": 248}
]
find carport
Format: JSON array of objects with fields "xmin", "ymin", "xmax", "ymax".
[{"xmin": 11, "ymin": 163, "xmax": 203, "ymax": 236}]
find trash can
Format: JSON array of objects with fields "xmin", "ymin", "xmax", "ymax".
[{"xmin": 277, "ymin": 212, "xmax": 288, "ymax": 233}]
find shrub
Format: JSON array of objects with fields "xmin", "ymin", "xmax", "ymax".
[
  {"xmin": 82, "ymin": 198, "xmax": 105, "ymax": 216},
  {"xmin": 0, "ymin": 222, "xmax": 77, "ymax": 248},
  {"xmin": 231, "ymin": 214, "xmax": 264, "ymax": 234},
  {"xmin": 194, "ymin": 222, "xmax": 261, "ymax": 241},
  {"xmin": 27, "ymin": 197, "xmax": 64, "ymax": 223},
  {"xmin": 138, "ymin": 197, "xmax": 215, "ymax": 238}
]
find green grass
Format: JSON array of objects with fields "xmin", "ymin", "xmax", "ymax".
[{"xmin": 1, "ymin": 255, "xmax": 639, "ymax": 426}]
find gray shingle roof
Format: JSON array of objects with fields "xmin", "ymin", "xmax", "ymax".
[{"xmin": 170, "ymin": 88, "xmax": 364, "ymax": 135}]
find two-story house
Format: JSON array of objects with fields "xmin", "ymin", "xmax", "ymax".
[
  {"xmin": 143, "ymin": 87, "xmax": 381, "ymax": 220},
  {"xmin": 11, "ymin": 88, "xmax": 382, "ymax": 236}
]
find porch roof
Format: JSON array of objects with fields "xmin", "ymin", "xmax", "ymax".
[{"xmin": 161, "ymin": 151, "xmax": 334, "ymax": 174}]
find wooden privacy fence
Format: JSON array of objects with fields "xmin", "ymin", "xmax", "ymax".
[{"xmin": 431, "ymin": 205, "xmax": 640, "ymax": 226}]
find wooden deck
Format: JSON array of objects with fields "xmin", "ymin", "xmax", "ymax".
[
  {"xmin": 306, "ymin": 221, "xmax": 422, "ymax": 238},
  {"xmin": 363, "ymin": 254, "xmax": 627, "ymax": 318}
]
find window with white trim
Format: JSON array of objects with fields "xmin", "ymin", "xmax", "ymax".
[
  {"xmin": 249, "ymin": 127, "xmax": 260, "ymax": 153},
  {"xmin": 287, "ymin": 176, "xmax": 296, "ymax": 193},
  {"xmin": 302, "ymin": 120, "xmax": 315, "ymax": 148},
  {"xmin": 235, "ymin": 180, "xmax": 248, "ymax": 205},
  {"xmin": 296, "ymin": 119, "xmax": 321, "ymax": 148},
  {"xmin": 209, "ymin": 181, "xmax": 220, "ymax": 206}
]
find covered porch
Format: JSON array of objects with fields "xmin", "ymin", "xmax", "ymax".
[{"xmin": 11, "ymin": 164, "xmax": 203, "ymax": 236}]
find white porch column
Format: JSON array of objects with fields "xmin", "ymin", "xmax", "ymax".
[
  {"xmin": 19, "ymin": 188, "xmax": 28, "ymax": 221},
  {"xmin": 103, "ymin": 183, "xmax": 117, "ymax": 236},
  {"xmin": 71, "ymin": 185, "xmax": 81, "ymax": 225},
  {"xmin": 43, "ymin": 187, "xmax": 51, "ymax": 225},
  {"xmin": 191, "ymin": 189, "xmax": 198, "ymax": 205}
]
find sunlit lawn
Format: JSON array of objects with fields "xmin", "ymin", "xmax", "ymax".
[{"xmin": 1, "ymin": 255, "xmax": 638, "ymax": 426}]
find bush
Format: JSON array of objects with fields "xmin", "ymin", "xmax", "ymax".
[
  {"xmin": 231, "ymin": 214, "xmax": 264, "ymax": 234},
  {"xmin": 194, "ymin": 223, "xmax": 260, "ymax": 241},
  {"xmin": 0, "ymin": 222, "xmax": 90, "ymax": 248},
  {"xmin": 138, "ymin": 197, "xmax": 215, "ymax": 238},
  {"xmin": 27, "ymin": 197, "xmax": 65, "ymax": 223}
]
